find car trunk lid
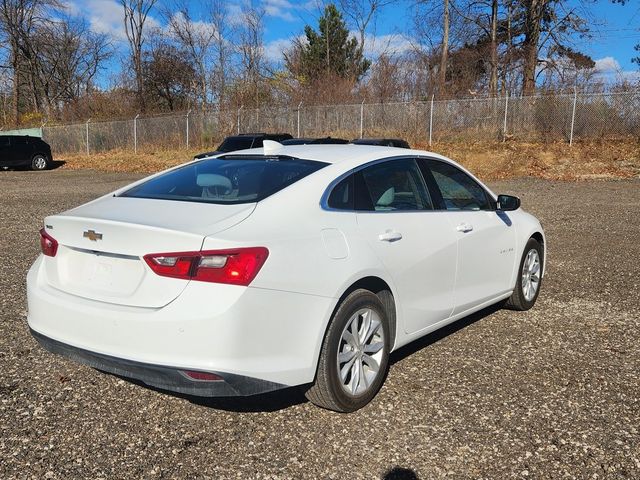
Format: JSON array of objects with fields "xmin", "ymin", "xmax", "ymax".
[{"xmin": 42, "ymin": 196, "xmax": 255, "ymax": 308}]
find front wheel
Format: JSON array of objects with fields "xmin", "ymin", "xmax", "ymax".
[
  {"xmin": 31, "ymin": 154, "xmax": 49, "ymax": 171},
  {"xmin": 505, "ymin": 237, "xmax": 543, "ymax": 311},
  {"xmin": 306, "ymin": 289, "xmax": 390, "ymax": 412}
]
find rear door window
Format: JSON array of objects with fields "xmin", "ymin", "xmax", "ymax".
[
  {"xmin": 121, "ymin": 157, "xmax": 327, "ymax": 204},
  {"xmin": 359, "ymin": 158, "xmax": 433, "ymax": 211}
]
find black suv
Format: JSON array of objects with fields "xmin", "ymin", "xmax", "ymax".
[
  {"xmin": 194, "ymin": 133, "xmax": 293, "ymax": 159},
  {"xmin": 281, "ymin": 137, "xmax": 349, "ymax": 146},
  {"xmin": 350, "ymin": 138, "xmax": 411, "ymax": 149},
  {"xmin": 0, "ymin": 135, "xmax": 53, "ymax": 170}
]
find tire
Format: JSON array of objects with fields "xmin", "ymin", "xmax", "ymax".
[
  {"xmin": 31, "ymin": 154, "xmax": 49, "ymax": 171},
  {"xmin": 504, "ymin": 237, "xmax": 543, "ymax": 311},
  {"xmin": 306, "ymin": 289, "xmax": 391, "ymax": 412}
]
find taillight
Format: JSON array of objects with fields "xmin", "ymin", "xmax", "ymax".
[
  {"xmin": 39, "ymin": 228, "xmax": 58, "ymax": 257},
  {"xmin": 143, "ymin": 247, "xmax": 269, "ymax": 286},
  {"xmin": 180, "ymin": 370, "xmax": 223, "ymax": 382}
]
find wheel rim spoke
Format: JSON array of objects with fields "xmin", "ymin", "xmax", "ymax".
[
  {"xmin": 340, "ymin": 356, "xmax": 357, "ymax": 382},
  {"xmin": 522, "ymin": 249, "xmax": 541, "ymax": 301},
  {"xmin": 337, "ymin": 307, "xmax": 385, "ymax": 397},
  {"xmin": 363, "ymin": 341, "xmax": 383, "ymax": 354},
  {"xmin": 338, "ymin": 349, "xmax": 356, "ymax": 364},
  {"xmin": 362, "ymin": 353, "xmax": 380, "ymax": 373}
]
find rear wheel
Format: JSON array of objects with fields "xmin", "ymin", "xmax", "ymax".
[
  {"xmin": 31, "ymin": 154, "xmax": 49, "ymax": 171},
  {"xmin": 505, "ymin": 238, "xmax": 543, "ymax": 311},
  {"xmin": 306, "ymin": 289, "xmax": 390, "ymax": 412}
]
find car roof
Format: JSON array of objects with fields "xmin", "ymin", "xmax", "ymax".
[{"xmin": 214, "ymin": 143, "xmax": 447, "ymax": 166}]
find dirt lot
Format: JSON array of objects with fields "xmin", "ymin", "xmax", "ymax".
[{"xmin": 0, "ymin": 170, "xmax": 638, "ymax": 479}]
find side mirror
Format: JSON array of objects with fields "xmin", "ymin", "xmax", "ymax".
[{"xmin": 497, "ymin": 194, "xmax": 520, "ymax": 211}]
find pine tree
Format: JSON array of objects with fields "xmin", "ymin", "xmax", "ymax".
[{"xmin": 292, "ymin": 4, "xmax": 370, "ymax": 82}]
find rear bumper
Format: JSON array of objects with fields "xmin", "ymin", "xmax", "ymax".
[
  {"xmin": 30, "ymin": 328, "xmax": 286, "ymax": 396},
  {"xmin": 27, "ymin": 255, "xmax": 335, "ymax": 388}
]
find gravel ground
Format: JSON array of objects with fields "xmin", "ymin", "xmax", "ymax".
[{"xmin": 1, "ymin": 169, "xmax": 638, "ymax": 479}]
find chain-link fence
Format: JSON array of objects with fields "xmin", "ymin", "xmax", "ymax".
[{"xmin": 42, "ymin": 91, "xmax": 640, "ymax": 155}]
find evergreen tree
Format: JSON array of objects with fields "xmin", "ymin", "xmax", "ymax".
[{"xmin": 290, "ymin": 4, "xmax": 370, "ymax": 82}]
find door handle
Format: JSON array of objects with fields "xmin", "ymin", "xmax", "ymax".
[
  {"xmin": 456, "ymin": 223, "xmax": 473, "ymax": 233},
  {"xmin": 378, "ymin": 230, "xmax": 403, "ymax": 242}
]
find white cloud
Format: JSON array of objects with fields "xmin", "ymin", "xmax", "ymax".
[
  {"xmin": 67, "ymin": 0, "xmax": 161, "ymax": 42},
  {"xmin": 594, "ymin": 56, "xmax": 621, "ymax": 74},
  {"xmin": 361, "ymin": 33, "xmax": 415, "ymax": 58},
  {"xmin": 264, "ymin": 0, "xmax": 311, "ymax": 22},
  {"xmin": 264, "ymin": 37, "xmax": 297, "ymax": 62}
]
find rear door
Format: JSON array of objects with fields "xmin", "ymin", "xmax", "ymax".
[
  {"xmin": 10, "ymin": 136, "xmax": 28, "ymax": 165},
  {"xmin": 352, "ymin": 158, "xmax": 458, "ymax": 334},
  {"xmin": 419, "ymin": 159, "xmax": 517, "ymax": 314}
]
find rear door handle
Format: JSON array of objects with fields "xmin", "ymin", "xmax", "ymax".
[
  {"xmin": 456, "ymin": 223, "xmax": 473, "ymax": 233},
  {"xmin": 378, "ymin": 230, "xmax": 403, "ymax": 242}
]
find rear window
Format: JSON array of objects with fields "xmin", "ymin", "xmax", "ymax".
[
  {"xmin": 121, "ymin": 157, "xmax": 327, "ymax": 204},
  {"xmin": 216, "ymin": 137, "xmax": 256, "ymax": 153}
]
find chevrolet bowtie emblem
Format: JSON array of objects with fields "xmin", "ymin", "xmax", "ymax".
[{"xmin": 83, "ymin": 229, "xmax": 103, "ymax": 241}]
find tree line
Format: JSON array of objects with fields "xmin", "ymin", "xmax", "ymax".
[{"xmin": 0, "ymin": 0, "xmax": 635, "ymax": 127}]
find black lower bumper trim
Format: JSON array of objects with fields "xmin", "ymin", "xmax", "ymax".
[{"xmin": 30, "ymin": 328, "xmax": 286, "ymax": 397}]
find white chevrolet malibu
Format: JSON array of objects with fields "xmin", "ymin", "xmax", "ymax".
[{"xmin": 27, "ymin": 142, "xmax": 545, "ymax": 412}]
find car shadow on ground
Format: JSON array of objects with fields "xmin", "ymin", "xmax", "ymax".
[
  {"xmin": 389, "ymin": 303, "xmax": 503, "ymax": 366},
  {"xmin": 49, "ymin": 160, "xmax": 66, "ymax": 170},
  {"xmin": 112, "ymin": 303, "xmax": 503, "ymax": 413},
  {"xmin": 0, "ymin": 160, "xmax": 65, "ymax": 171}
]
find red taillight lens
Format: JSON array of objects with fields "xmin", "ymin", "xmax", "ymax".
[
  {"xmin": 143, "ymin": 247, "xmax": 269, "ymax": 286},
  {"xmin": 180, "ymin": 370, "xmax": 223, "ymax": 382},
  {"xmin": 39, "ymin": 228, "xmax": 58, "ymax": 257}
]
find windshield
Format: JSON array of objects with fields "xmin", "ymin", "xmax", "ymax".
[
  {"xmin": 216, "ymin": 137, "xmax": 256, "ymax": 153},
  {"xmin": 121, "ymin": 157, "xmax": 327, "ymax": 204}
]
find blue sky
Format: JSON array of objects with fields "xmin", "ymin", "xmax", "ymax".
[{"xmin": 64, "ymin": 0, "xmax": 640, "ymax": 85}]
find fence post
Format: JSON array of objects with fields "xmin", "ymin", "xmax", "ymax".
[
  {"xmin": 360, "ymin": 100, "xmax": 365, "ymax": 138},
  {"xmin": 186, "ymin": 110, "xmax": 191, "ymax": 149},
  {"xmin": 86, "ymin": 118, "xmax": 91, "ymax": 156},
  {"xmin": 569, "ymin": 88, "xmax": 577, "ymax": 146},
  {"xmin": 237, "ymin": 105, "xmax": 243, "ymax": 134},
  {"xmin": 429, "ymin": 94, "xmax": 434, "ymax": 146},
  {"xmin": 297, "ymin": 101, "xmax": 302, "ymax": 138},
  {"xmin": 502, "ymin": 93, "xmax": 509, "ymax": 142},
  {"xmin": 134, "ymin": 114, "xmax": 140, "ymax": 154},
  {"xmin": 40, "ymin": 119, "xmax": 47, "ymax": 139}
]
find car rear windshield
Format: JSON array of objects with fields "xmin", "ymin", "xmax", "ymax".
[
  {"xmin": 120, "ymin": 156, "xmax": 327, "ymax": 205},
  {"xmin": 216, "ymin": 136, "xmax": 256, "ymax": 152}
]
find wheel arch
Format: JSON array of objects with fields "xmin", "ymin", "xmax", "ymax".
[
  {"xmin": 529, "ymin": 231, "xmax": 546, "ymax": 276},
  {"xmin": 335, "ymin": 276, "xmax": 397, "ymax": 348},
  {"xmin": 311, "ymin": 274, "xmax": 399, "ymax": 381}
]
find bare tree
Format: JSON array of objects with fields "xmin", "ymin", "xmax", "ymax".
[
  {"xmin": 120, "ymin": 0, "xmax": 157, "ymax": 111},
  {"xmin": 208, "ymin": 0, "xmax": 234, "ymax": 107},
  {"xmin": 338, "ymin": 0, "xmax": 394, "ymax": 59},
  {"xmin": 439, "ymin": 0, "xmax": 449, "ymax": 95},
  {"xmin": 0, "ymin": 0, "xmax": 59, "ymax": 123},
  {"xmin": 32, "ymin": 17, "xmax": 111, "ymax": 115},
  {"xmin": 162, "ymin": 0, "xmax": 215, "ymax": 107},
  {"xmin": 238, "ymin": 1, "xmax": 265, "ymax": 108}
]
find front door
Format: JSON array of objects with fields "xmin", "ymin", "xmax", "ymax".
[{"xmin": 420, "ymin": 159, "xmax": 517, "ymax": 315}]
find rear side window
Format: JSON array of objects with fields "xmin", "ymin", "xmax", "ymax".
[
  {"xmin": 122, "ymin": 157, "xmax": 327, "ymax": 204},
  {"xmin": 423, "ymin": 160, "xmax": 491, "ymax": 211},
  {"xmin": 360, "ymin": 159, "xmax": 433, "ymax": 211}
]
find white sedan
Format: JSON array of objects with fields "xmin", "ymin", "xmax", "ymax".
[{"xmin": 27, "ymin": 142, "xmax": 545, "ymax": 412}]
